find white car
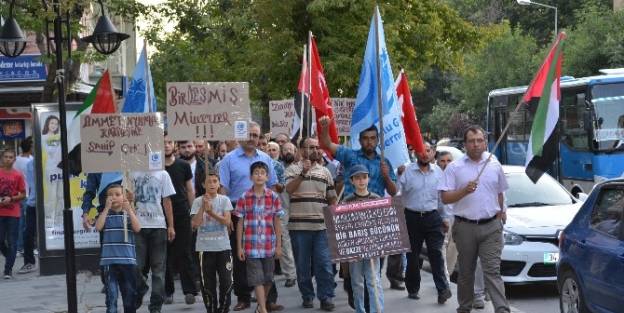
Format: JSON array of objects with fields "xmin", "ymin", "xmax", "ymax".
[{"xmin": 501, "ymin": 165, "xmax": 583, "ymax": 283}]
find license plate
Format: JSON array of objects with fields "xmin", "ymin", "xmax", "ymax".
[{"xmin": 544, "ymin": 252, "xmax": 559, "ymax": 264}]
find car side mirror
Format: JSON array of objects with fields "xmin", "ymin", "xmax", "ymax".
[{"xmin": 576, "ymin": 193, "xmax": 589, "ymax": 202}]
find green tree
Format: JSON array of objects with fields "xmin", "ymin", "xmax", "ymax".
[{"xmin": 145, "ymin": 0, "xmax": 481, "ymax": 120}]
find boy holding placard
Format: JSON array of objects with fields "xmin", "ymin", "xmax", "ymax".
[{"xmin": 342, "ymin": 164, "xmax": 384, "ymax": 313}]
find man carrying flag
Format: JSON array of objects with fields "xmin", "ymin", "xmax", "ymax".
[{"xmin": 524, "ymin": 33, "xmax": 566, "ymax": 183}]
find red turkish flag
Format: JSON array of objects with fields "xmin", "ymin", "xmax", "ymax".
[
  {"xmin": 309, "ymin": 36, "xmax": 338, "ymax": 151},
  {"xmin": 395, "ymin": 70, "xmax": 425, "ymax": 155}
]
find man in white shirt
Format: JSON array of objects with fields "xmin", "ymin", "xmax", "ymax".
[{"xmin": 438, "ymin": 126, "xmax": 509, "ymax": 313}]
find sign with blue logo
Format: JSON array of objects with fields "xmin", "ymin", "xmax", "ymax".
[
  {"xmin": 0, "ymin": 119, "xmax": 25, "ymax": 139},
  {"xmin": 0, "ymin": 54, "xmax": 47, "ymax": 82}
]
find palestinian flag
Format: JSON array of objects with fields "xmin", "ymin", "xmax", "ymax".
[
  {"xmin": 524, "ymin": 33, "xmax": 566, "ymax": 183},
  {"xmin": 292, "ymin": 44, "xmax": 312, "ymax": 141},
  {"xmin": 65, "ymin": 70, "xmax": 117, "ymax": 175}
]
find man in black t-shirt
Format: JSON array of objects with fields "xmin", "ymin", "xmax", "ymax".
[{"xmin": 163, "ymin": 133, "xmax": 198, "ymax": 305}]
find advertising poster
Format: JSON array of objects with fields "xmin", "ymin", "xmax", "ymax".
[{"xmin": 34, "ymin": 105, "xmax": 100, "ymax": 250}]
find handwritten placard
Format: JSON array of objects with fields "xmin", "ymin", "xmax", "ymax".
[
  {"xmin": 80, "ymin": 113, "xmax": 164, "ymax": 173},
  {"xmin": 323, "ymin": 197, "xmax": 410, "ymax": 263},
  {"xmin": 269, "ymin": 100, "xmax": 296, "ymax": 136},
  {"xmin": 332, "ymin": 98, "xmax": 355, "ymax": 136},
  {"xmin": 166, "ymin": 82, "xmax": 251, "ymax": 140}
]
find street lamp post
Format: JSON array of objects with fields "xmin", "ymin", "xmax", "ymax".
[
  {"xmin": 517, "ymin": 0, "xmax": 558, "ymax": 40},
  {"xmin": 0, "ymin": 1, "xmax": 128, "ymax": 312}
]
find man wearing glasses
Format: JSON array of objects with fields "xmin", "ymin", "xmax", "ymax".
[{"xmin": 218, "ymin": 121, "xmax": 280, "ymax": 311}]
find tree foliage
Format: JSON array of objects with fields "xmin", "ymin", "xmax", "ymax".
[{"xmin": 145, "ymin": 0, "xmax": 481, "ymax": 119}]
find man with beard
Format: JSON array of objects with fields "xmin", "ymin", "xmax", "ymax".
[
  {"xmin": 194, "ymin": 139, "xmax": 217, "ymax": 168},
  {"xmin": 178, "ymin": 140, "xmax": 208, "ymax": 196},
  {"xmin": 280, "ymin": 142, "xmax": 297, "ymax": 166},
  {"xmin": 397, "ymin": 142, "xmax": 452, "ymax": 304},
  {"xmin": 274, "ymin": 133, "xmax": 289, "ymax": 148},
  {"xmin": 285, "ymin": 138, "xmax": 337, "ymax": 311},
  {"xmin": 318, "ymin": 116, "xmax": 403, "ymax": 293},
  {"xmin": 164, "ymin": 135, "xmax": 198, "ymax": 305},
  {"xmin": 218, "ymin": 121, "xmax": 282, "ymax": 311}
]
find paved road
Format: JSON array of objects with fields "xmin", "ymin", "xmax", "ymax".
[{"xmin": 508, "ymin": 283, "xmax": 559, "ymax": 313}]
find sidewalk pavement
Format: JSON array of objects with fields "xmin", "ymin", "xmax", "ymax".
[{"xmin": 1, "ymin": 255, "xmax": 525, "ymax": 313}]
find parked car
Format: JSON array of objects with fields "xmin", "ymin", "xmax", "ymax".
[
  {"xmin": 500, "ymin": 165, "xmax": 583, "ymax": 284},
  {"xmin": 557, "ymin": 179, "xmax": 624, "ymax": 313}
]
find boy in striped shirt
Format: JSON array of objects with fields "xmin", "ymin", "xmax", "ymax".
[{"xmin": 96, "ymin": 184, "xmax": 141, "ymax": 313}]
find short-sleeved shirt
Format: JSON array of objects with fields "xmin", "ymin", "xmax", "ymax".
[
  {"xmin": 334, "ymin": 146, "xmax": 396, "ymax": 197},
  {"xmin": 437, "ymin": 153, "xmax": 508, "ymax": 220},
  {"xmin": 341, "ymin": 191, "xmax": 381, "ymax": 204},
  {"xmin": 285, "ymin": 162, "xmax": 337, "ymax": 231},
  {"xmin": 190, "ymin": 194, "xmax": 233, "ymax": 252},
  {"xmin": 0, "ymin": 168, "xmax": 26, "ymax": 217},
  {"xmin": 127, "ymin": 170, "xmax": 176, "ymax": 228},
  {"xmin": 398, "ymin": 163, "xmax": 443, "ymax": 213},
  {"xmin": 165, "ymin": 158, "xmax": 193, "ymax": 216},
  {"xmin": 100, "ymin": 211, "xmax": 136, "ymax": 266},
  {"xmin": 233, "ymin": 188, "xmax": 284, "ymax": 258},
  {"xmin": 219, "ymin": 147, "xmax": 278, "ymax": 202}
]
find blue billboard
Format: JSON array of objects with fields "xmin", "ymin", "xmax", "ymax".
[{"xmin": 0, "ymin": 54, "xmax": 47, "ymax": 82}]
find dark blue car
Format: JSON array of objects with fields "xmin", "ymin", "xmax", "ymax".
[{"xmin": 557, "ymin": 179, "xmax": 624, "ymax": 313}]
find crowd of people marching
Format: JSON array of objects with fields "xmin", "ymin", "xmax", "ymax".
[{"xmin": 0, "ymin": 117, "xmax": 511, "ymax": 313}]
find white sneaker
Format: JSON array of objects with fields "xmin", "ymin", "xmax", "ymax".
[
  {"xmin": 18, "ymin": 263, "xmax": 35, "ymax": 274},
  {"xmin": 4, "ymin": 274, "xmax": 12, "ymax": 279}
]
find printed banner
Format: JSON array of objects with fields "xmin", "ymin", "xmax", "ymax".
[
  {"xmin": 166, "ymin": 82, "xmax": 251, "ymax": 140},
  {"xmin": 80, "ymin": 113, "xmax": 164, "ymax": 173},
  {"xmin": 332, "ymin": 98, "xmax": 356, "ymax": 136},
  {"xmin": 323, "ymin": 197, "xmax": 410, "ymax": 263},
  {"xmin": 0, "ymin": 119, "xmax": 25, "ymax": 139},
  {"xmin": 269, "ymin": 99, "xmax": 296, "ymax": 136},
  {"xmin": 36, "ymin": 108, "xmax": 99, "ymax": 250}
]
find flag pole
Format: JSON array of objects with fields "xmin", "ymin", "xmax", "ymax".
[
  {"xmin": 476, "ymin": 32, "xmax": 563, "ymax": 181},
  {"xmin": 144, "ymin": 40, "xmax": 152, "ymax": 113},
  {"xmin": 308, "ymin": 31, "xmax": 313, "ymax": 138},
  {"xmin": 373, "ymin": 7, "xmax": 385, "ymax": 161},
  {"xmin": 298, "ymin": 43, "xmax": 307, "ymax": 145}
]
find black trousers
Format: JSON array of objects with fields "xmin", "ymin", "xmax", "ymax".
[
  {"xmin": 22, "ymin": 205, "xmax": 37, "ymax": 265},
  {"xmin": 405, "ymin": 210, "xmax": 449, "ymax": 294},
  {"xmin": 165, "ymin": 214, "xmax": 198, "ymax": 296},
  {"xmin": 199, "ymin": 250, "xmax": 233, "ymax": 313}
]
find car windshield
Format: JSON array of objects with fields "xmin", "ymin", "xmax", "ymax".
[
  {"xmin": 592, "ymin": 83, "xmax": 624, "ymax": 151},
  {"xmin": 505, "ymin": 172, "xmax": 574, "ymax": 207}
]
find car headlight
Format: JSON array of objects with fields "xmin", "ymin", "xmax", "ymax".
[{"xmin": 503, "ymin": 230, "xmax": 524, "ymax": 245}]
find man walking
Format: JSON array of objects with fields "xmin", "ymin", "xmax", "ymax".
[
  {"xmin": 285, "ymin": 138, "xmax": 337, "ymax": 311},
  {"xmin": 164, "ymin": 135, "xmax": 198, "ymax": 304},
  {"xmin": 219, "ymin": 121, "xmax": 281, "ymax": 311},
  {"xmin": 439, "ymin": 126, "xmax": 510, "ymax": 313},
  {"xmin": 398, "ymin": 142, "xmax": 452, "ymax": 304},
  {"xmin": 0, "ymin": 150, "xmax": 26, "ymax": 279}
]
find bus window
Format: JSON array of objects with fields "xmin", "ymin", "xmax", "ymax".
[
  {"xmin": 592, "ymin": 83, "xmax": 624, "ymax": 151},
  {"xmin": 561, "ymin": 90, "xmax": 588, "ymax": 150}
]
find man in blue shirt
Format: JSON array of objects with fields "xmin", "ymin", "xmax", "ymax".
[
  {"xmin": 318, "ymin": 116, "xmax": 404, "ymax": 293},
  {"xmin": 219, "ymin": 121, "xmax": 280, "ymax": 311},
  {"xmin": 17, "ymin": 159, "xmax": 36, "ymax": 274}
]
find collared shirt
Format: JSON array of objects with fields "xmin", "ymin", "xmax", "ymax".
[
  {"xmin": 335, "ymin": 145, "xmax": 396, "ymax": 197},
  {"xmin": 284, "ymin": 162, "xmax": 337, "ymax": 231},
  {"xmin": 398, "ymin": 162, "xmax": 445, "ymax": 215},
  {"xmin": 219, "ymin": 147, "xmax": 278, "ymax": 202},
  {"xmin": 438, "ymin": 152, "xmax": 508, "ymax": 220},
  {"xmin": 233, "ymin": 188, "xmax": 285, "ymax": 258}
]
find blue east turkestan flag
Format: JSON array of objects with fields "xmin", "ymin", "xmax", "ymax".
[
  {"xmin": 122, "ymin": 45, "xmax": 157, "ymax": 113},
  {"xmin": 350, "ymin": 6, "xmax": 410, "ymax": 169}
]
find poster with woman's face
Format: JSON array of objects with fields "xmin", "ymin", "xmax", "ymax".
[{"xmin": 37, "ymin": 110, "xmax": 99, "ymax": 250}]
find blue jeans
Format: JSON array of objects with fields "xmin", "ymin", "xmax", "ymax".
[
  {"xmin": 17, "ymin": 201, "xmax": 26, "ymax": 250},
  {"xmin": 135, "ymin": 228, "xmax": 167, "ymax": 312},
  {"xmin": 290, "ymin": 230, "xmax": 335, "ymax": 302},
  {"xmin": 103, "ymin": 264, "xmax": 137, "ymax": 313},
  {"xmin": 0, "ymin": 216, "xmax": 19, "ymax": 275},
  {"xmin": 349, "ymin": 258, "xmax": 383, "ymax": 313}
]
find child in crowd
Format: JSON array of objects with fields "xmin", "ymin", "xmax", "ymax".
[
  {"xmin": 342, "ymin": 165, "xmax": 384, "ymax": 313},
  {"xmin": 234, "ymin": 161, "xmax": 284, "ymax": 313},
  {"xmin": 96, "ymin": 184, "xmax": 141, "ymax": 313},
  {"xmin": 191, "ymin": 169, "xmax": 234, "ymax": 313}
]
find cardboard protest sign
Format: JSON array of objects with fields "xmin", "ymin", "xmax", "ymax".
[
  {"xmin": 166, "ymin": 82, "xmax": 251, "ymax": 141},
  {"xmin": 269, "ymin": 99, "xmax": 296, "ymax": 136},
  {"xmin": 332, "ymin": 98, "xmax": 356, "ymax": 136},
  {"xmin": 80, "ymin": 113, "xmax": 164, "ymax": 173},
  {"xmin": 323, "ymin": 197, "xmax": 410, "ymax": 263}
]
